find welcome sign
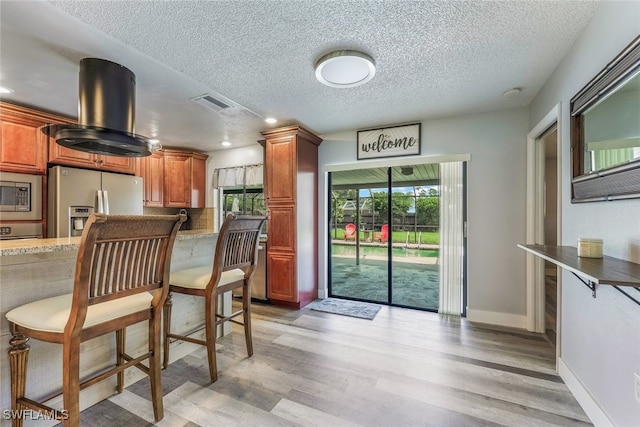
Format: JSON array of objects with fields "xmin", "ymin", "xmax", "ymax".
[{"xmin": 357, "ymin": 123, "xmax": 421, "ymax": 160}]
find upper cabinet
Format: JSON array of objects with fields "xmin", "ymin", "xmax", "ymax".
[
  {"xmin": 163, "ymin": 149, "xmax": 208, "ymax": 208},
  {"xmin": 163, "ymin": 150, "xmax": 192, "ymax": 208},
  {"xmin": 264, "ymin": 134, "xmax": 297, "ymax": 204},
  {"xmin": 0, "ymin": 103, "xmax": 62, "ymax": 174},
  {"xmin": 135, "ymin": 151, "xmax": 164, "ymax": 207},
  {"xmin": 0, "ymin": 101, "xmax": 135, "ymax": 175},
  {"xmin": 1, "ymin": 102, "xmax": 208, "ymax": 208},
  {"xmin": 191, "ymin": 152, "xmax": 207, "ymax": 208},
  {"xmin": 137, "ymin": 149, "xmax": 208, "ymax": 209},
  {"xmin": 49, "ymin": 141, "xmax": 136, "ymax": 174}
]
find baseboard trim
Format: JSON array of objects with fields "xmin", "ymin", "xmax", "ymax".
[
  {"xmin": 466, "ymin": 308, "xmax": 527, "ymax": 329},
  {"xmin": 558, "ymin": 358, "xmax": 613, "ymax": 427}
]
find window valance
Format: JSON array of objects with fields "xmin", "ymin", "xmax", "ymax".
[{"xmin": 212, "ymin": 163, "xmax": 263, "ymax": 188}]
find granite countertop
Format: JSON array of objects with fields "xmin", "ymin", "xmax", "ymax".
[
  {"xmin": 0, "ymin": 229, "xmax": 216, "ymax": 256},
  {"xmin": 175, "ymin": 229, "xmax": 216, "ymax": 239}
]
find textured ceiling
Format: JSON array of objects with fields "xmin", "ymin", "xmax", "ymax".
[{"xmin": 0, "ymin": 1, "xmax": 601, "ymax": 152}]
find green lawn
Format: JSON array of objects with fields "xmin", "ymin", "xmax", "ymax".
[{"xmin": 332, "ymin": 228, "xmax": 439, "ymax": 245}]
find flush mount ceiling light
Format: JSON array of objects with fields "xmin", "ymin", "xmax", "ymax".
[
  {"xmin": 264, "ymin": 117, "xmax": 277, "ymax": 124},
  {"xmin": 314, "ymin": 50, "xmax": 376, "ymax": 88},
  {"xmin": 502, "ymin": 87, "xmax": 522, "ymax": 97},
  {"xmin": 0, "ymin": 86, "xmax": 14, "ymax": 94}
]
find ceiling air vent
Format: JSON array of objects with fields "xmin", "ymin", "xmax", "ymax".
[{"xmin": 191, "ymin": 92, "xmax": 239, "ymax": 112}]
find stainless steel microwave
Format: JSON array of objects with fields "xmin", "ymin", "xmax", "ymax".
[{"xmin": 0, "ymin": 171, "xmax": 42, "ymax": 221}]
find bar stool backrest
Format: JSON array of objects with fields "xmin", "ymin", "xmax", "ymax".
[
  {"xmin": 69, "ymin": 213, "xmax": 184, "ymax": 333},
  {"xmin": 210, "ymin": 215, "xmax": 267, "ymax": 288}
]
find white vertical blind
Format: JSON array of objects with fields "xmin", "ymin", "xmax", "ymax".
[{"xmin": 438, "ymin": 161, "xmax": 464, "ymax": 315}]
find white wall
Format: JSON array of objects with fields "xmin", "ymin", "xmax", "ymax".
[
  {"xmin": 529, "ymin": 2, "xmax": 640, "ymax": 425},
  {"xmin": 319, "ymin": 108, "xmax": 529, "ymax": 326}
]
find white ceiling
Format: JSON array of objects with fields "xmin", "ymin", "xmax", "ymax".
[{"xmin": 0, "ymin": 1, "xmax": 601, "ymax": 153}]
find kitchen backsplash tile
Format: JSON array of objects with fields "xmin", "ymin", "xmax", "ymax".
[{"xmin": 190, "ymin": 208, "xmax": 213, "ymax": 230}]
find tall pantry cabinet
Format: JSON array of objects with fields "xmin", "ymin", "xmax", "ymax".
[{"xmin": 260, "ymin": 126, "xmax": 322, "ymax": 308}]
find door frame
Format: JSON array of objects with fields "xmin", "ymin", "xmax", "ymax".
[
  {"xmin": 325, "ymin": 154, "xmax": 470, "ymax": 312},
  {"xmin": 321, "ymin": 154, "xmax": 471, "ymax": 300},
  {"xmin": 525, "ymin": 103, "xmax": 562, "ymax": 351}
]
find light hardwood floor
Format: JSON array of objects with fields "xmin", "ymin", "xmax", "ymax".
[{"xmin": 74, "ymin": 301, "xmax": 591, "ymax": 426}]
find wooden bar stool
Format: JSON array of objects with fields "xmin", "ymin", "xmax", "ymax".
[
  {"xmin": 163, "ymin": 214, "xmax": 266, "ymax": 382},
  {"xmin": 5, "ymin": 213, "xmax": 184, "ymax": 427}
]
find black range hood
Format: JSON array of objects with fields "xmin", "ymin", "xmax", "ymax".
[{"xmin": 43, "ymin": 58, "xmax": 152, "ymax": 157}]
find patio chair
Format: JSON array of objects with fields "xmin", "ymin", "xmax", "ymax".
[
  {"xmin": 344, "ymin": 223, "xmax": 356, "ymax": 241},
  {"xmin": 378, "ymin": 224, "xmax": 389, "ymax": 243}
]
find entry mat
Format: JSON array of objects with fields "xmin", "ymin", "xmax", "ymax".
[{"xmin": 308, "ymin": 298, "xmax": 381, "ymax": 320}]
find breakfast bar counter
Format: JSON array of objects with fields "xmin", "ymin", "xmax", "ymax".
[
  {"xmin": 0, "ymin": 229, "xmax": 218, "ymax": 424},
  {"xmin": 0, "ymin": 228, "xmax": 215, "ymax": 256}
]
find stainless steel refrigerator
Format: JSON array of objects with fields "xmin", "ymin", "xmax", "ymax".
[{"xmin": 48, "ymin": 165, "xmax": 143, "ymax": 237}]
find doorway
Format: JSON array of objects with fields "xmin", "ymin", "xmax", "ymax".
[
  {"xmin": 540, "ymin": 125, "xmax": 559, "ymax": 347},
  {"xmin": 328, "ymin": 162, "xmax": 464, "ymax": 312},
  {"xmin": 526, "ymin": 104, "xmax": 562, "ymax": 358}
]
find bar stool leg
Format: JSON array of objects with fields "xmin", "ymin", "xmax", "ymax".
[
  {"xmin": 62, "ymin": 339, "xmax": 81, "ymax": 427},
  {"xmin": 204, "ymin": 294, "xmax": 218, "ymax": 382},
  {"xmin": 116, "ymin": 328, "xmax": 125, "ymax": 393},
  {"xmin": 148, "ymin": 316, "xmax": 164, "ymax": 421},
  {"xmin": 243, "ymin": 281, "xmax": 253, "ymax": 357},
  {"xmin": 8, "ymin": 331, "xmax": 29, "ymax": 427},
  {"xmin": 162, "ymin": 293, "xmax": 173, "ymax": 369}
]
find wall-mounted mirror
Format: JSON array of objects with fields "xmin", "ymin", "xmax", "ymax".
[{"xmin": 571, "ymin": 35, "xmax": 640, "ymax": 202}]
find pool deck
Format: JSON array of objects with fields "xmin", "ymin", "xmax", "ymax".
[
  {"xmin": 332, "ymin": 239, "xmax": 439, "ymax": 250},
  {"xmin": 330, "ymin": 253, "xmax": 440, "ymax": 310},
  {"xmin": 332, "ymin": 240, "xmax": 439, "ymax": 265},
  {"xmin": 332, "ymin": 254, "xmax": 438, "ymax": 265}
]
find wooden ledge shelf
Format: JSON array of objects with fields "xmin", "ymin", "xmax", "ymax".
[{"xmin": 518, "ymin": 244, "xmax": 640, "ymax": 306}]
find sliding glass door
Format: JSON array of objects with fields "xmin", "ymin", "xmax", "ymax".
[
  {"xmin": 329, "ymin": 163, "xmax": 447, "ymax": 311},
  {"xmin": 329, "ymin": 167, "xmax": 389, "ymax": 303},
  {"xmin": 390, "ymin": 166, "xmax": 440, "ymax": 310}
]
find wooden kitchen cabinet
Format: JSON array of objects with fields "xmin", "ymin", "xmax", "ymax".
[
  {"xmin": 162, "ymin": 149, "xmax": 208, "ymax": 208},
  {"xmin": 135, "ymin": 151, "xmax": 164, "ymax": 207},
  {"xmin": 99, "ymin": 154, "xmax": 136, "ymax": 174},
  {"xmin": 264, "ymin": 134, "xmax": 296, "ymax": 203},
  {"xmin": 0, "ymin": 102, "xmax": 133, "ymax": 175},
  {"xmin": 190, "ymin": 152, "xmax": 207, "ymax": 208},
  {"xmin": 49, "ymin": 142, "xmax": 136, "ymax": 174},
  {"xmin": 0, "ymin": 102, "xmax": 64, "ymax": 174},
  {"xmin": 163, "ymin": 150, "xmax": 191, "ymax": 208},
  {"xmin": 260, "ymin": 126, "xmax": 322, "ymax": 308}
]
